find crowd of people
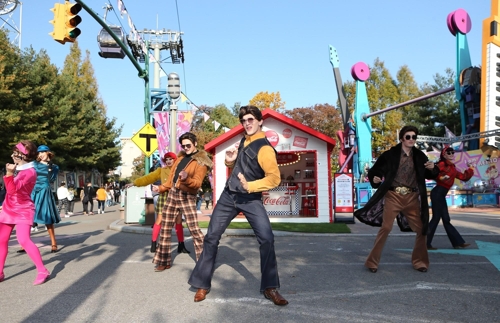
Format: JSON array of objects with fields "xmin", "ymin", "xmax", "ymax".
[{"xmin": 0, "ymin": 111, "xmax": 478, "ymax": 306}]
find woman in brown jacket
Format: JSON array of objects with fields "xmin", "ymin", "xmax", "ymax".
[{"xmin": 152, "ymin": 132, "xmax": 212, "ymax": 272}]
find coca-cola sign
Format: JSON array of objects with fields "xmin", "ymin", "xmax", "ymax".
[
  {"xmin": 282, "ymin": 128, "xmax": 292, "ymax": 139},
  {"xmin": 263, "ymin": 196, "xmax": 291, "ymax": 206},
  {"xmin": 265, "ymin": 130, "xmax": 279, "ymax": 147},
  {"xmin": 293, "ymin": 136, "xmax": 308, "ymax": 148}
]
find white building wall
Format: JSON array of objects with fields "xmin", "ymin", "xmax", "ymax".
[{"xmin": 119, "ymin": 137, "xmax": 143, "ymax": 178}]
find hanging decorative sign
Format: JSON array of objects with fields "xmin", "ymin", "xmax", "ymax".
[{"xmin": 277, "ymin": 153, "xmax": 300, "ymax": 165}]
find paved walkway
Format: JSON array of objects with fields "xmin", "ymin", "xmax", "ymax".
[
  {"xmin": 109, "ymin": 201, "xmax": 500, "ymax": 237},
  {"xmin": 3, "ymin": 199, "xmax": 500, "ymax": 322}
]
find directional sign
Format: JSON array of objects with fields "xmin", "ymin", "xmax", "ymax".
[{"xmin": 131, "ymin": 123, "xmax": 158, "ymax": 157}]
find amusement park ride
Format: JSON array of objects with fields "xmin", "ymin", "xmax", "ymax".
[{"xmin": 331, "ymin": 2, "xmax": 500, "ymax": 209}]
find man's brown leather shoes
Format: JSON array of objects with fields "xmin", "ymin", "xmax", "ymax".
[
  {"xmin": 264, "ymin": 288, "xmax": 288, "ymax": 306},
  {"xmin": 454, "ymin": 243, "xmax": 470, "ymax": 249},
  {"xmin": 154, "ymin": 265, "xmax": 171, "ymax": 272},
  {"xmin": 194, "ymin": 288, "xmax": 209, "ymax": 302}
]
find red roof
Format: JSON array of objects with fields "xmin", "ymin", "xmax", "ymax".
[{"xmin": 204, "ymin": 108, "xmax": 336, "ymax": 152}]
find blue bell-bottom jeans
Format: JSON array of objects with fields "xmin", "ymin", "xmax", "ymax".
[
  {"xmin": 188, "ymin": 189, "xmax": 280, "ymax": 292},
  {"xmin": 428, "ymin": 185, "xmax": 465, "ymax": 247}
]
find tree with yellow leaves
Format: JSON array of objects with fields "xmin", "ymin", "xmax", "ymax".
[{"xmin": 249, "ymin": 91, "xmax": 285, "ymax": 111}]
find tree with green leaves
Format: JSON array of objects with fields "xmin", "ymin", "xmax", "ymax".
[
  {"xmin": 411, "ymin": 68, "xmax": 460, "ymax": 137},
  {"xmin": 190, "ymin": 103, "xmax": 239, "ymax": 149},
  {"xmin": 47, "ymin": 42, "xmax": 122, "ymax": 173},
  {"xmin": 284, "ymin": 104, "xmax": 342, "ymax": 174},
  {"xmin": 0, "ymin": 32, "xmax": 121, "ymax": 175}
]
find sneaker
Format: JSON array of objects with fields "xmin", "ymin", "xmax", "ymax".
[
  {"xmin": 31, "ymin": 226, "xmax": 39, "ymax": 233},
  {"xmin": 68, "ymin": 212, "xmax": 74, "ymax": 215},
  {"xmin": 197, "ymin": 210, "xmax": 202, "ymax": 214},
  {"xmin": 64, "ymin": 215, "xmax": 70, "ymax": 218}
]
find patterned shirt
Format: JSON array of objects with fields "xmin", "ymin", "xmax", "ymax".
[{"xmin": 392, "ymin": 149, "xmax": 417, "ymax": 189}]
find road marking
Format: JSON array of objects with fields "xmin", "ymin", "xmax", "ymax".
[{"xmin": 398, "ymin": 240, "xmax": 500, "ymax": 271}]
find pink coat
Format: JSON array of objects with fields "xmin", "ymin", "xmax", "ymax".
[{"xmin": 0, "ymin": 164, "xmax": 37, "ymax": 225}]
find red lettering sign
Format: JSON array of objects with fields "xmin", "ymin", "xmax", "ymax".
[
  {"xmin": 282, "ymin": 128, "xmax": 292, "ymax": 139},
  {"xmin": 263, "ymin": 196, "xmax": 291, "ymax": 206},
  {"xmin": 293, "ymin": 136, "xmax": 308, "ymax": 148},
  {"xmin": 265, "ymin": 130, "xmax": 279, "ymax": 147}
]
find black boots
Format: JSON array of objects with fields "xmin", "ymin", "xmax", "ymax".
[
  {"xmin": 178, "ymin": 242, "xmax": 191, "ymax": 254},
  {"xmin": 151, "ymin": 241, "xmax": 190, "ymax": 253}
]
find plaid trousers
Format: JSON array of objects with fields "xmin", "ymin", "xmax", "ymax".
[
  {"xmin": 152, "ymin": 187, "xmax": 204, "ymax": 267},
  {"xmin": 155, "ymin": 192, "xmax": 168, "ymax": 215}
]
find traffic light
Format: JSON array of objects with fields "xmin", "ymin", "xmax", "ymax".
[
  {"xmin": 49, "ymin": 1, "xmax": 81, "ymax": 44},
  {"xmin": 63, "ymin": 1, "xmax": 82, "ymax": 43},
  {"xmin": 49, "ymin": 4, "xmax": 65, "ymax": 43}
]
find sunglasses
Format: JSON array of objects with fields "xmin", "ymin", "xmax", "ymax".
[
  {"xmin": 181, "ymin": 144, "xmax": 192, "ymax": 149},
  {"xmin": 446, "ymin": 151, "xmax": 455, "ymax": 155},
  {"xmin": 404, "ymin": 135, "xmax": 417, "ymax": 140},
  {"xmin": 240, "ymin": 117, "xmax": 255, "ymax": 124}
]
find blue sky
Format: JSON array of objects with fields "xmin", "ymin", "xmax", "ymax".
[{"xmin": 9, "ymin": 1, "xmax": 491, "ymax": 137}]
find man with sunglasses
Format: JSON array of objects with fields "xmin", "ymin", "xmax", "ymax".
[
  {"xmin": 188, "ymin": 105, "xmax": 288, "ymax": 306},
  {"xmin": 152, "ymin": 133, "xmax": 212, "ymax": 272},
  {"xmin": 355, "ymin": 125, "xmax": 439, "ymax": 273},
  {"xmin": 427, "ymin": 146, "xmax": 473, "ymax": 250}
]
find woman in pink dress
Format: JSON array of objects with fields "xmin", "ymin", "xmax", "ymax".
[{"xmin": 0, "ymin": 141, "xmax": 50, "ymax": 285}]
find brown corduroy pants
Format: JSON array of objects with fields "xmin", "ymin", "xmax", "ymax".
[{"xmin": 365, "ymin": 191, "xmax": 429, "ymax": 270}]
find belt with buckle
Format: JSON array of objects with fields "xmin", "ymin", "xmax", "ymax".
[{"xmin": 389, "ymin": 186, "xmax": 417, "ymax": 195}]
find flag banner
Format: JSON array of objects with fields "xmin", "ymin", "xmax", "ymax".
[
  {"xmin": 154, "ymin": 111, "xmax": 194, "ymax": 165},
  {"xmin": 203, "ymin": 113, "xmax": 210, "ymax": 122}
]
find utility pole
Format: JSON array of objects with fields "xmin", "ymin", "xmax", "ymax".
[{"xmin": 131, "ymin": 28, "xmax": 184, "ymax": 155}]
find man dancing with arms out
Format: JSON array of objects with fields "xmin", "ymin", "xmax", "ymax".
[
  {"xmin": 188, "ymin": 105, "xmax": 288, "ymax": 306},
  {"xmin": 355, "ymin": 125, "xmax": 439, "ymax": 273}
]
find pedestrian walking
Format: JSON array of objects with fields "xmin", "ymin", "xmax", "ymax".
[
  {"xmin": 188, "ymin": 106, "xmax": 288, "ymax": 305},
  {"xmin": 0, "ymin": 141, "xmax": 50, "ymax": 285},
  {"xmin": 96, "ymin": 185, "xmax": 106, "ymax": 214},
  {"xmin": 196, "ymin": 188, "xmax": 203, "ymax": 214},
  {"xmin": 82, "ymin": 182, "xmax": 95, "ymax": 215},
  {"xmin": 354, "ymin": 125, "xmax": 439, "ymax": 273},
  {"xmin": 67, "ymin": 185, "xmax": 75, "ymax": 215},
  {"xmin": 56, "ymin": 181, "xmax": 70, "ymax": 218},
  {"xmin": 113, "ymin": 185, "xmax": 121, "ymax": 204},
  {"xmin": 203, "ymin": 190, "xmax": 211, "ymax": 210}
]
